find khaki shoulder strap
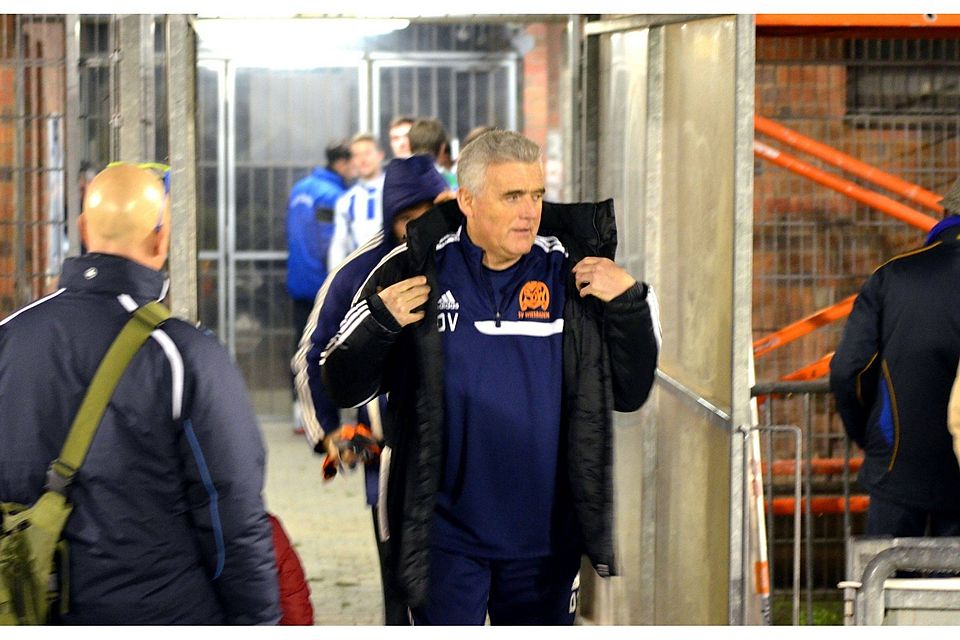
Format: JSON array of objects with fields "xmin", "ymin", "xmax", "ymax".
[{"xmin": 47, "ymin": 301, "xmax": 171, "ymax": 491}]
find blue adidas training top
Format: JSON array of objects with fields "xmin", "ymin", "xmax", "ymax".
[{"xmin": 431, "ymin": 225, "xmax": 575, "ymax": 558}]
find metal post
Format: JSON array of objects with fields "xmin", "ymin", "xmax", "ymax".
[
  {"xmin": 791, "ymin": 424, "xmax": 802, "ymax": 626},
  {"xmin": 637, "ymin": 25, "xmax": 664, "ymax": 624},
  {"xmin": 729, "ymin": 13, "xmax": 756, "ymax": 626},
  {"xmin": 764, "ymin": 396, "xmax": 776, "ymax": 596},
  {"xmin": 843, "ymin": 429, "xmax": 853, "ymax": 562},
  {"xmin": 140, "ymin": 14, "xmax": 156, "ymax": 161},
  {"xmin": 64, "ymin": 14, "xmax": 82, "ymax": 257},
  {"xmin": 13, "ymin": 15, "xmax": 28, "ymax": 308},
  {"xmin": 225, "ymin": 60, "xmax": 237, "ymax": 355},
  {"xmin": 803, "ymin": 392, "xmax": 815, "ymax": 624},
  {"xmin": 117, "ymin": 14, "xmax": 154, "ymax": 162},
  {"xmin": 579, "ymin": 29, "xmax": 600, "ymax": 201},
  {"xmin": 564, "ymin": 15, "xmax": 581, "ymax": 202},
  {"xmin": 165, "ymin": 15, "xmax": 198, "ymax": 322}
]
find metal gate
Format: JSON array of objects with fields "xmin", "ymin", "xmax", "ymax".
[{"xmin": 196, "ymin": 48, "xmax": 519, "ymax": 417}]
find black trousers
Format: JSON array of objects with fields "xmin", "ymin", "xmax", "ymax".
[
  {"xmin": 371, "ymin": 507, "xmax": 410, "ymax": 625},
  {"xmin": 866, "ymin": 493, "xmax": 960, "ymax": 537},
  {"xmin": 291, "ymin": 298, "xmax": 314, "ymax": 401}
]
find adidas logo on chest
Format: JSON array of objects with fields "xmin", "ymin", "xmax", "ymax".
[{"xmin": 437, "ymin": 290, "xmax": 460, "ymax": 332}]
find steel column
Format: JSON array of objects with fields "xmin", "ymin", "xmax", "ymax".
[
  {"xmin": 638, "ymin": 23, "xmax": 664, "ymax": 624},
  {"xmin": 117, "ymin": 14, "xmax": 153, "ymax": 162},
  {"xmin": 13, "ymin": 15, "xmax": 28, "ymax": 308},
  {"xmin": 729, "ymin": 13, "xmax": 756, "ymax": 625},
  {"xmin": 64, "ymin": 15, "xmax": 82, "ymax": 256},
  {"xmin": 165, "ymin": 15, "xmax": 198, "ymax": 321}
]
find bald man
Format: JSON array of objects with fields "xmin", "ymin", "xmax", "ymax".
[{"xmin": 0, "ymin": 164, "xmax": 281, "ymax": 624}]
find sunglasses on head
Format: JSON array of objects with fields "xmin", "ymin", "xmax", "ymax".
[{"xmin": 105, "ymin": 161, "xmax": 171, "ymax": 231}]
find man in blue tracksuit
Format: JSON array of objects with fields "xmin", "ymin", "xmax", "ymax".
[
  {"xmin": 286, "ymin": 141, "xmax": 352, "ymax": 430},
  {"xmin": 0, "ymin": 165, "xmax": 280, "ymax": 624},
  {"xmin": 292, "ymin": 154, "xmax": 454, "ymax": 624},
  {"xmin": 320, "ymin": 131, "xmax": 661, "ymax": 624}
]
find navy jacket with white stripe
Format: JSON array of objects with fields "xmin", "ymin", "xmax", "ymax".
[{"xmin": 0, "ymin": 253, "xmax": 280, "ymax": 624}]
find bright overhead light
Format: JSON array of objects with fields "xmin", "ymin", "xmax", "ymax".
[{"xmin": 195, "ymin": 18, "xmax": 410, "ymax": 64}]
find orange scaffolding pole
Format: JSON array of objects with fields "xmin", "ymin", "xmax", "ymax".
[
  {"xmin": 754, "ymin": 295, "xmax": 856, "ymax": 359},
  {"xmin": 769, "ymin": 495, "xmax": 869, "ymax": 516},
  {"xmin": 780, "ymin": 353, "xmax": 835, "ymax": 382},
  {"xmin": 765, "ymin": 457, "xmax": 863, "ymax": 476},
  {"xmin": 755, "ymin": 116, "xmax": 944, "ymax": 212},
  {"xmin": 754, "ymin": 140, "xmax": 938, "ymax": 232}
]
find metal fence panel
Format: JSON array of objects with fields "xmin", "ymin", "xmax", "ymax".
[{"xmin": 585, "ymin": 14, "xmax": 750, "ymax": 625}]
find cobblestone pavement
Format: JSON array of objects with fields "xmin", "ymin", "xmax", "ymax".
[{"xmin": 261, "ymin": 418, "xmax": 383, "ymax": 625}]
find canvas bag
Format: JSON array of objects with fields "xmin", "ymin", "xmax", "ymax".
[{"xmin": 0, "ymin": 301, "xmax": 170, "ymax": 624}]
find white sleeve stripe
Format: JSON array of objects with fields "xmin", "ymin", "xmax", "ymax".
[
  {"xmin": 534, "ymin": 235, "xmax": 568, "ymax": 256},
  {"xmin": 292, "ymin": 233, "xmax": 388, "ymax": 445},
  {"xmin": 150, "ymin": 329, "xmax": 185, "ymax": 421},
  {"xmin": 0, "ymin": 288, "xmax": 65, "ymax": 326},
  {"xmin": 351, "ymin": 244, "xmax": 408, "ymax": 307},
  {"xmin": 319, "ymin": 302, "xmax": 370, "ymax": 366},
  {"xmin": 646, "ymin": 285, "xmax": 662, "ymax": 352},
  {"xmin": 435, "ymin": 226, "xmax": 463, "ymax": 251},
  {"xmin": 117, "ymin": 294, "xmax": 138, "ymax": 311}
]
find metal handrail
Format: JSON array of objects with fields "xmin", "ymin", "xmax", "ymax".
[{"xmin": 860, "ymin": 541, "xmax": 960, "ymax": 625}]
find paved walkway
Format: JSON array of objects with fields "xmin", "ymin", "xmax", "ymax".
[{"xmin": 261, "ymin": 418, "xmax": 383, "ymax": 625}]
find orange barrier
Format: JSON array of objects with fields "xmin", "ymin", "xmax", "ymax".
[
  {"xmin": 769, "ymin": 495, "xmax": 870, "ymax": 516},
  {"xmin": 756, "ymin": 15, "xmax": 960, "ymax": 28},
  {"xmin": 780, "ymin": 352, "xmax": 834, "ymax": 382},
  {"xmin": 754, "ymin": 295, "xmax": 856, "ymax": 359},
  {"xmin": 764, "ymin": 457, "xmax": 863, "ymax": 476},
  {"xmin": 755, "ymin": 116, "xmax": 944, "ymax": 212},
  {"xmin": 754, "ymin": 141, "xmax": 938, "ymax": 232}
]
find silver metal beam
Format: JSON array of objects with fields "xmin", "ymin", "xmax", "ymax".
[
  {"xmin": 729, "ymin": 13, "xmax": 756, "ymax": 626},
  {"xmin": 118, "ymin": 13, "xmax": 156, "ymax": 162},
  {"xmin": 639, "ymin": 24, "xmax": 665, "ymax": 624},
  {"xmin": 165, "ymin": 14, "xmax": 199, "ymax": 322},
  {"xmin": 64, "ymin": 14, "xmax": 82, "ymax": 257},
  {"xmin": 564, "ymin": 15, "xmax": 581, "ymax": 202},
  {"xmin": 13, "ymin": 15, "xmax": 28, "ymax": 308},
  {"xmin": 584, "ymin": 14, "xmax": 718, "ymax": 36}
]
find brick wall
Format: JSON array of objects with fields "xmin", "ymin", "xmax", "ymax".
[{"xmin": 753, "ymin": 33, "xmax": 960, "ymax": 381}]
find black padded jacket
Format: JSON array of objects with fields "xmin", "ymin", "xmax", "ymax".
[{"xmin": 321, "ymin": 199, "xmax": 661, "ymax": 607}]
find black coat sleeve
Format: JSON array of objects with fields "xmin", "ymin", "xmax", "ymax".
[
  {"xmin": 830, "ymin": 272, "xmax": 883, "ymax": 448},
  {"xmin": 320, "ymin": 250, "xmax": 407, "ymax": 409},
  {"xmin": 604, "ymin": 281, "xmax": 661, "ymax": 412}
]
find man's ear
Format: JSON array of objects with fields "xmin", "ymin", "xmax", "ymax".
[
  {"xmin": 78, "ymin": 213, "xmax": 88, "ymax": 247},
  {"xmin": 457, "ymin": 187, "xmax": 474, "ymax": 219},
  {"xmin": 153, "ymin": 219, "xmax": 171, "ymax": 262}
]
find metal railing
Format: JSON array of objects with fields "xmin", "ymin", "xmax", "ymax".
[{"xmin": 750, "ymin": 379, "xmax": 860, "ymax": 624}]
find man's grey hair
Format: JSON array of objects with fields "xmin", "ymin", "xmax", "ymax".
[{"xmin": 456, "ymin": 130, "xmax": 542, "ymax": 195}]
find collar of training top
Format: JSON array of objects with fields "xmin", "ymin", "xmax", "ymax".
[
  {"xmin": 404, "ymin": 197, "xmax": 619, "ymax": 266},
  {"xmin": 59, "ymin": 253, "xmax": 167, "ymax": 301}
]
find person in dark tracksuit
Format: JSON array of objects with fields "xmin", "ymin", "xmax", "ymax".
[
  {"xmin": 0, "ymin": 165, "xmax": 280, "ymax": 624},
  {"xmin": 292, "ymin": 154, "xmax": 454, "ymax": 624},
  {"xmin": 286, "ymin": 142, "xmax": 352, "ymax": 432},
  {"xmin": 831, "ymin": 178, "xmax": 960, "ymax": 537},
  {"xmin": 320, "ymin": 131, "xmax": 661, "ymax": 625}
]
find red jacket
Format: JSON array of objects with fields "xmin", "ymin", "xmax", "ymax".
[{"xmin": 269, "ymin": 514, "xmax": 314, "ymax": 625}]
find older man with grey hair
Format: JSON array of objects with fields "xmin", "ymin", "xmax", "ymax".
[{"xmin": 320, "ymin": 130, "xmax": 661, "ymax": 625}]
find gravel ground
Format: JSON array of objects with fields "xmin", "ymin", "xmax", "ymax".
[{"xmin": 260, "ymin": 418, "xmax": 383, "ymax": 625}]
